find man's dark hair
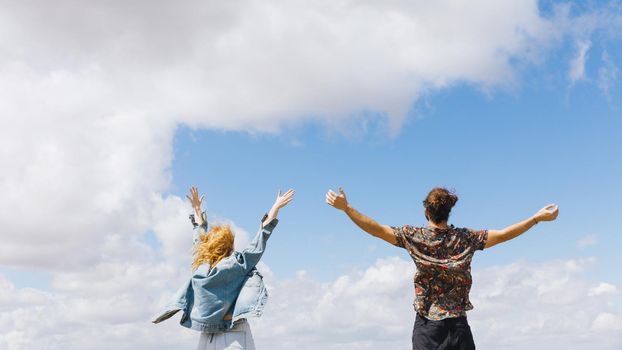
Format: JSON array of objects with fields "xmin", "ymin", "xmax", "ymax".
[{"xmin": 423, "ymin": 187, "xmax": 459, "ymax": 223}]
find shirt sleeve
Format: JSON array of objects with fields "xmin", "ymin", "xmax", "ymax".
[
  {"xmin": 391, "ymin": 225, "xmax": 411, "ymax": 248},
  {"xmin": 190, "ymin": 211, "xmax": 208, "ymax": 245},
  {"xmin": 235, "ymin": 218, "xmax": 279, "ymax": 273},
  {"xmin": 467, "ymin": 229, "xmax": 488, "ymax": 251}
]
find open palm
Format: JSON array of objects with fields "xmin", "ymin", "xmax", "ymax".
[{"xmin": 274, "ymin": 189, "xmax": 295, "ymax": 209}]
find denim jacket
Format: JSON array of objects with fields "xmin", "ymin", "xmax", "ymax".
[{"xmin": 153, "ymin": 212, "xmax": 277, "ymax": 333}]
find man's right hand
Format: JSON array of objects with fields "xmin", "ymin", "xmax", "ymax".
[{"xmin": 326, "ymin": 187, "xmax": 349, "ymax": 211}]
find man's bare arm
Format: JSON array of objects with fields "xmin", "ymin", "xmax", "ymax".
[
  {"xmin": 326, "ymin": 188, "xmax": 397, "ymax": 245},
  {"xmin": 485, "ymin": 204, "xmax": 559, "ymax": 248}
]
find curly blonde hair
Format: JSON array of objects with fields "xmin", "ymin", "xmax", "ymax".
[{"xmin": 192, "ymin": 225, "xmax": 235, "ymax": 272}]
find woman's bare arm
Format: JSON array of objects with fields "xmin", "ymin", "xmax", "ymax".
[
  {"xmin": 186, "ymin": 186, "xmax": 206, "ymax": 226},
  {"xmin": 263, "ymin": 189, "xmax": 295, "ymax": 227}
]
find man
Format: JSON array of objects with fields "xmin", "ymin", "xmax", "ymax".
[{"xmin": 326, "ymin": 187, "xmax": 559, "ymax": 349}]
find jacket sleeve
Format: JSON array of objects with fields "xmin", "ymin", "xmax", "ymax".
[
  {"xmin": 152, "ymin": 278, "xmax": 193, "ymax": 324},
  {"xmin": 235, "ymin": 218, "xmax": 278, "ymax": 273},
  {"xmin": 190, "ymin": 211, "xmax": 208, "ymax": 245}
]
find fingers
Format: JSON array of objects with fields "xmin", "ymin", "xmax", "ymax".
[
  {"xmin": 537, "ymin": 204, "xmax": 559, "ymax": 221},
  {"xmin": 187, "ymin": 187, "xmax": 205, "ymax": 207},
  {"xmin": 325, "ymin": 194, "xmax": 336, "ymax": 206},
  {"xmin": 189, "ymin": 186, "xmax": 198, "ymax": 199},
  {"xmin": 339, "ymin": 187, "xmax": 346, "ymax": 197},
  {"xmin": 276, "ymin": 189, "xmax": 295, "ymax": 208},
  {"xmin": 325, "ymin": 190, "xmax": 338, "ymax": 207},
  {"xmin": 551, "ymin": 204, "xmax": 559, "ymax": 219},
  {"xmin": 544, "ymin": 204, "xmax": 559, "ymax": 217}
]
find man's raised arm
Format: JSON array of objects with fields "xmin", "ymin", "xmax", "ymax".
[{"xmin": 326, "ymin": 187, "xmax": 397, "ymax": 245}]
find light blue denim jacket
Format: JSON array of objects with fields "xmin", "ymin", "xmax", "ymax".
[{"xmin": 153, "ymin": 213, "xmax": 277, "ymax": 333}]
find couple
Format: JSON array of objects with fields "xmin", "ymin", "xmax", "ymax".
[{"xmin": 154, "ymin": 186, "xmax": 559, "ymax": 350}]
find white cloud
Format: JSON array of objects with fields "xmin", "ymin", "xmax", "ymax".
[
  {"xmin": 589, "ymin": 282, "xmax": 619, "ymax": 296},
  {"xmin": 0, "ymin": 0, "xmax": 563, "ymax": 269},
  {"xmin": 1, "ymin": 0, "xmax": 621, "ymax": 271},
  {"xmin": 1, "ymin": 2, "xmax": 622, "ymax": 349},
  {"xmin": 253, "ymin": 257, "xmax": 415, "ymax": 349},
  {"xmin": 258, "ymin": 258, "xmax": 621, "ymax": 350},
  {"xmin": 591, "ymin": 312, "xmax": 622, "ymax": 332},
  {"xmin": 1, "ymin": 258, "xmax": 621, "ymax": 350},
  {"xmin": 568, "ymin": 39, "xmax": 591, "ymax": 83}
]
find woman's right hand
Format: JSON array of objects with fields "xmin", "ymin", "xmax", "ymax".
[{"xmin": 533, "ymin": 204, "xmax": 559, "ymax": 222}]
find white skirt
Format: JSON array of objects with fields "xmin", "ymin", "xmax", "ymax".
[{"xmin": 197, "ymin": 320, "xmax": 255, "ymax": 350}]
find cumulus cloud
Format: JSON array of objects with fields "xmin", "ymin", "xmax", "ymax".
[
  {"xmin": 470, "ymin": 259, "xmax": 622, "ymax": 349},
  {"xmin": 591, "ymin": 312, "xmax": 622, "ymax": 332},
  {"xmin": 2, "ymin": 0, "xmax": 622, "ymax": 271},
  {"xmin": 1, "ymin": 258, "xmax": 621, "ymax": 349},
  {"xmin": 1, "ymin": 1, "xmax": 622, "ymax": 349},
  {"xmin": 589, "ymin": 282, "xmax": 619, "ymax": 296},
  {"xmin": 254, "ymin": 257, "xmax": 416, "ymax": 350},
  {"xmin": 253, "ymin": 258, "xmax": 622, "ymax": 350},
  {"xmin": 0, "ymin": 0, "xmax": 565, "ymax": 269}
]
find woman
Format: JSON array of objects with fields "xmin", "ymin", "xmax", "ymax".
[
  {"xmin": 154, "ymin": 186, "xmax": 295, "ymax": 350},
  {"xmin": 326, "ymin": 186, "xmax": 558, "ymax": 350}
]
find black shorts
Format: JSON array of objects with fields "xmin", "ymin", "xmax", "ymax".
[{"xmin": 412, "ymin": 313, "xmax": 476, "ymax": 350}]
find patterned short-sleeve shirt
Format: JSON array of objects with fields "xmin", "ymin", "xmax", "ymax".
[{"xmin": 392, "ymin": 225, "xmax": 488, "ymax": 321}]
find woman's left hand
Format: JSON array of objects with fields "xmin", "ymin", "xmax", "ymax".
[
  {"xmin": 186, "ymin": 186, "xmax": 205, "ymax": 211},
  {"xmin": 263, "ymin": 189, "xmax": 295, "ymax": 226},
  {"xmin": 273, "ymin": 189, "xmax": 295, "ymax": 210}
]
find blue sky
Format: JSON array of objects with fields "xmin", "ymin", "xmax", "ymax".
[
  {"xmin": 169, "ymin": 61, "xmax": 621, "ymax": 283},
  {"xmin": 2, "ymin": 1, "xmax": 622, "ymax": 349}
]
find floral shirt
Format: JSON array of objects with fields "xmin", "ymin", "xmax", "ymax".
[{"xmin": 392, "ymin": 225, "xmax": 488, "ymax": 321}]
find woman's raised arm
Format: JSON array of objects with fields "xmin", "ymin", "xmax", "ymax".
[
  {"xmin": 186, "ymin": 186, "xmax": 208, "ymax": 245},
  {"xmin": 262, "ymin": 189, "xmax": 295, "ymax": 227},
  {"xmin": 237, "ymin": 189, "xmax": 295, "ymax": 272},
  {"xmin": 186, "ymin": 186, "xmax": 206, "ymax": 227}
]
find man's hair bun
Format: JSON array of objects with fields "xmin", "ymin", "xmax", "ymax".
[{"xmin": 423, "ymin": 187, "xmax": 458, "ymax": 223}]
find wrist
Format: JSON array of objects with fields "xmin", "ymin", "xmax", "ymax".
[
  {"xmin": 269, "ymin": 205, "xmax": 279, "ymax": 216},
  {"xmin": 531, "ymin": 216, "xmax": 539, "ymax": 225}
]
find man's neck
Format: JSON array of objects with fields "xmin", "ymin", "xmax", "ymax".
[{"xmin": 428, "ymin": 221, "xmax": 449, "ymax": 229}]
